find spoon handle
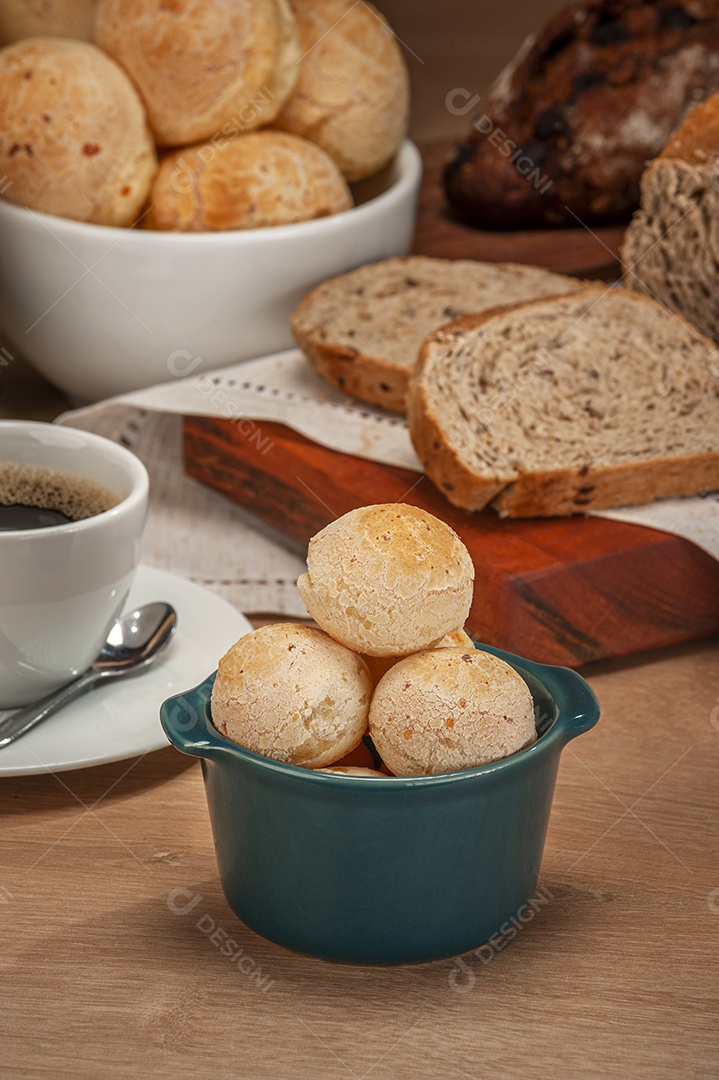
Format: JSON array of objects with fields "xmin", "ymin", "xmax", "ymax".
[{"xmin": 0, "ymin": 669, "xmax": 100, "ymax": 749}]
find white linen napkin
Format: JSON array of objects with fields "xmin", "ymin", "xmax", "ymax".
[{"xmin": 58, "ymin": 349, "xmax": 719, "ymax": 616}]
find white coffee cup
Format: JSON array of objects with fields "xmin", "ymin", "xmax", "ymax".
[{"xmin": 0, "ymin": 422, "xmax": 148, "ymax": 708}]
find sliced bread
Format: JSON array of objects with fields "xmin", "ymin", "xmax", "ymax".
[
  {"xmin": 622, "ymin": 159, "xmax": 719, "ymax": 345},
  {"xmin": 291, "ymin": 256, "xmax": 582, "ymax": 412},
  {"xmin": 622, "ymin": 92, "xmax": 719, "ymax": 346},
  {"xmin": 407, "ymin": 286, "xmax": 719, "ymax": 517}
]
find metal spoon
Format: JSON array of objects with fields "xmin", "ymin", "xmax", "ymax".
[{"xmin": 0, "ymin": 602, "xmax": 177, "ymax": 749}]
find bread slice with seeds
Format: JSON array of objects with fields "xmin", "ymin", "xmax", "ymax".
[
  {"xmin": 407, "ymin": 285, "xmax": 719, "ymax": 517},
  {"xmin": 290, "ymin": 256, "xmax": 583, "ymax": 412}
]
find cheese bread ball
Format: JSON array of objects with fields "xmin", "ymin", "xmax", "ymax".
[
  {"xmin": 369, "ymin": 647, "xmax": 536, "ymax": 776},
  {"xmin": 363, "ymin": 627, "xmax": 474, "ymax": 684},
  {"xmin": 0, "ymin": 0, "xmax": 97, "ymax": 45},
  {"xmin": 210, "ymin": 624, "xmax": 371, "ymax": 768},
  {"xmin": 145, "ymin": 130, "xmax": 352, "ymax": 231},
  {"xmin": 297, "ymin": 504, "xmax": 474, "ymax": 657},
  {"xmin": 275, "ymin": 0, "xmax": 409, "ymax": 180},
  {"xmin": 0, "ymin": 38, "xmax": 156, "ymax": 225},
  {"xmin": 94, "ymin": 0, "xmax": 300, "ymax": 146}
]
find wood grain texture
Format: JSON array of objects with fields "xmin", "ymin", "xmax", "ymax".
[
  {"xmin": 1, "ymin": 633, "xmax": 717, "ymax": 1079},
  {"xmin": 182, "ymin": 138, "xmax": 680, "ymax": 666},
  {"xmin": 412, "ymin": 139, "xmax": 625, "ymax": 278},
  {"xmin": 1, "ymin": 24, "xmax": 716, "ymax": 1080},
  {"xmin": 183, "ymin": 417, "xmax": 719, "ymax": 667}
]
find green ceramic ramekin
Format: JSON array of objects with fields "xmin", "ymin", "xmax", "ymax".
[{"xmin": 161, "ymin": 644, "xmax": 599, "ymax": 964}]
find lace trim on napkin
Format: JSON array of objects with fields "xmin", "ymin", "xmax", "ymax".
[{"xmin": 58, "ymin": 348, "xmax": 719, "ymax": 621}]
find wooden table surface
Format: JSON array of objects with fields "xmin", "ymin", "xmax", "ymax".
[
  {"xmin": 1, "ymin": 637, "xmax": 717, "ymax": 1079},
  {"xmin": 1, "ymin": 2, "xmax": 718, "ymax": 1075}
]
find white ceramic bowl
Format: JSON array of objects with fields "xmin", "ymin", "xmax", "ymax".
[{"xmin": 0, "ymin": 141, "xmax": 422, "ymax": 403}]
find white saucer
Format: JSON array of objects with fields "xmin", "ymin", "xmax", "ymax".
[{"xmin": 0, "ymin": 564, "xmax": 252, "ymax": 777}]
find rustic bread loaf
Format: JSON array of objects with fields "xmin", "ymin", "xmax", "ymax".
[
  {"xmin": 622, "ymin": 93, "xmax": 719, "ymax": 343},
  {"xmin": 444, "ymin": 0, "xmax": 719, "ymax": 229},
  {"xmin": 622, "ymin": 159, "xmax": 719, "ymax": 343},
  {"xmin": 407, "ymin": 286, "xmax": 719, "ymax": 517},
  {"xmin": 291, "ymin": 256, "xmax": 582, "ymax": 412}
]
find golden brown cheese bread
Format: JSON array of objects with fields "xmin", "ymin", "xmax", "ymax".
[
  {"xmin": 0, "ymin": 37, "xmax": 156, "ymax": 226},
  {"xmin": 0, "ymin": 0, "xmax": 97, "ymax": 44},
  {"xmin": 210, "ymin": 624, "xmax": 372, "ymax": 768},
  {"xmin": 297, "ymin": 504, "xmax": 474, "ymax": 656},
  {"xmin": 145, "ymin": 131, "xmax": 352, "ymax": 231},
  {"xmin": 369, "ymin": 648, "xmax": 536, "ymax": 776},
  {"xmin": 275, "ymin": 0, "xmax": 409, "ymax": 181},
  {"xmin": 94, "ymin": 0, "xmax": 300, "ymax": 146}
]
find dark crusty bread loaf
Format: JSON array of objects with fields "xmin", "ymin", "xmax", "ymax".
[
  {"xmin": 291, "ymin": 256, "xmax": 582, "ymax": 412},
  {"xmin": 407, "ymin": 286, "xmax": 719, "ymax": 517},
  {"xmin": 622, "ymin": 92, "xmax": 719, "ymax": 343},
  {"xmin": 444, "ymin": 0, "xmax": 719, "ymax": 229}
]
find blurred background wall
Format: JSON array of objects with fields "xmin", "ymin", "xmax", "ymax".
[{"xmin": 380, "ymin": 0, "xmax": 568, "ymax": 139}]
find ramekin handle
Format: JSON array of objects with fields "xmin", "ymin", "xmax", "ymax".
[
  {"xmin": 550, "ymin": 666, "xmax": 600, "ymax": 742},
  {"xmin": 161, "ymin": 676, "xmax": 220, "ymax": 759}
]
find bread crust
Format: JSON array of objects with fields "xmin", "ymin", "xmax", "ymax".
[
  {"xmin": 291, "ymin": 322, "xmax": 409, "ymax": 412},
  {"xmin": 660, "ymin": 90, "xmax": 719, "ymax": 163},
  {"xmin": 408, "ymin": 287, "xmax": 719, "ymax": 517},
  {"xmin": 493, "ymin": 451, "xmax": 719, "ymax": 516}
]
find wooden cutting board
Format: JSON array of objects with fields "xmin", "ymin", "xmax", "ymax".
[
  {"xmin": 183, "ymin": 418, "xmax": 719, "ymax": 667},
  {"xmin": 182, "ymin": 139, "xmax": 719, "ymax": 667}
]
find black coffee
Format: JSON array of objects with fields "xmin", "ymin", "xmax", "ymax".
[{"xmin": 0, "ymin": 461, "xmax": 120, "ymax": 531}]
